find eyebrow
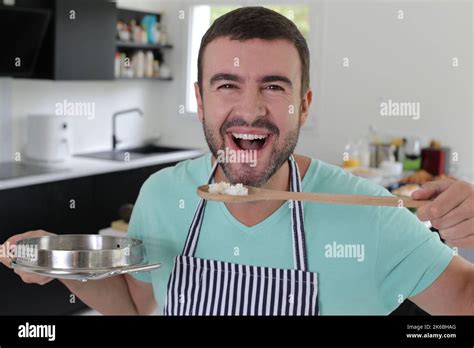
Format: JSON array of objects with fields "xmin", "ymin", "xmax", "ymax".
[
  {"xmin": 209, "ymin": 73, "xmax": 293, "ymax": 88},
  {"xmin": 209, "ymin": 73, "xmax": 244, "ymax": 86},
  {"xmin": 259, "ymin": 75, "xmax": 293, "ymax": 88}
]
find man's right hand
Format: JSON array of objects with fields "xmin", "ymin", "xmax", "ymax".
[{"xmin": 0, "ymin": 230, "xmax": 55, "ymax": 285}]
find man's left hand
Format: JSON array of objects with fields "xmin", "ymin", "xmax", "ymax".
[{"xmin": 412, "ymin": 180, "xmax": 474, "ymax": 248}]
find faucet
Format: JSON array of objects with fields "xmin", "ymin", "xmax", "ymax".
[{"xmin": 112, "ymin": 108, "xmax": 144, "ymax": 151}]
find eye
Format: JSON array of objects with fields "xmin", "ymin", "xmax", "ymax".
[
  {"xmin": 217, "ymin": 84, "xmax": 236, "ymax": 90},
  {"xmin": 265, "ymin": 85, "xmax": 284, "ymax": 91}
]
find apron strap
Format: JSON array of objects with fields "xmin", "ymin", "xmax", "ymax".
[
  {"xmin": 289, "ymin": 155, "xmax": 309, "ymax": 271},
  {"xmin": 182, "ymin": 155, "xmax": 308, "ymax": 271}
]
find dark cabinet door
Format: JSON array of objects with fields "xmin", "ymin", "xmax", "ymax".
[
  {"xmin": 48, "ymin": 176, "xmax": 96, "ymax": 234},
  {"xmin": 92, "ymin": 163, "xmax": 176, "ymax": 230},
  {"xmin": 0, "ymin": 176, "xmax": 95, "ymax": 236},
  {"xmin": 54, "ymin": 0, "xmax": 116, "ymax": 79}
]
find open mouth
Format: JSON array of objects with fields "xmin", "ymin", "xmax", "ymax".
[{"xmin": 229, "ymin": 132, "xmax": 270, "ymax": 151}]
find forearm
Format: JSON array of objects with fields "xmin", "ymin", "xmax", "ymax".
[
  {"xmin": 457, "ymin": 261, "xmax": 474, "ymax": 315},
  {"xmin": 410, "ymin": 256, "xmax": 474, "ymax": 315},
  {"xmin": 60, "ymin": 275, "xmax": 139, "ymax": 315},
  {"xmin": 469, "ymin": 273, "xmax": 474, "ymax": 315}
]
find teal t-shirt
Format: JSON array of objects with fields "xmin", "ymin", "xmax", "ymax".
[{"xmin": 128, "ymin": 153, "xmax": 453, "ymax": 315}]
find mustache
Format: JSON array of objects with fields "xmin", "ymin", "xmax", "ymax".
[{"xmin": 220, "ymin": 118, "xmax": 280, "ymax": 137}]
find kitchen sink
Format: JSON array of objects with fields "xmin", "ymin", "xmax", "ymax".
[
  {"xmin": 76, "ymin": 145, "xmax": 192, "ymax": 162},
  {"xmin": 124, "ymin": 145, "xmax": 188, "ymax": 155}
]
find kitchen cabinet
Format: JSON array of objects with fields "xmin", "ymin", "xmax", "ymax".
[
  {"xmin": 0, "ymin": 161, "xmax": 177, "ymax": 315},
  {"xmin": 0, "ymin": 176, "xmax": 95, "ymax": 236},
  {"xmin": 7, "ymin": 0, "xmax": 116, "ymax": 80},
  {"xmin": 4, "ymin": 1, "xmax": 175, "ymax": 81},
  {"xmin": 53, "ymin": 0, "xmax": 116, "ymax": 80}
]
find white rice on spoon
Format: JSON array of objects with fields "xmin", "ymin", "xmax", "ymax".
[{"xmin": 208, "ymin": 182, "xmax": 248, "ymax": 196}]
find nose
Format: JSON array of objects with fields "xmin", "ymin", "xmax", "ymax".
[{"xmin": 232, "ymin": 87, "xmax": 267, "ymax": 123}]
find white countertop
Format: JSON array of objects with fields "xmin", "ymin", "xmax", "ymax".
[{"xmin": 0, "ymin": 149, "xmax": 205, "ymax": 191}]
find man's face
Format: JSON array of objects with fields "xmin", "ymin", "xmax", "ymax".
[{"xmin": 195, "ymin": 37, "xmax": 312, "ymax": 186}]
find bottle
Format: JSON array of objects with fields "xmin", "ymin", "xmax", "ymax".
[
  {"xmin": 114, "ymin": 52, "xmax": 121, "ymax": 78},
  {"xmin": 141, "ymin": 15, "xmax": 157, "ymax": 44},
  {"xmin": 343, "ymin": 141, "xmax": 360, "ymax": 168},
  {"xmin": 145, "ymin": 51, "xmax": 154, "ymax": 78},
  {"xmin": 141, "ymin": 25, "xmax": 148, "ymax": 44},
  {"xmin": 132, "ymin": 50, "xmax": 145, "ymax": 78},
  {"xmin": 120, "ymin": 53, "xmax": 129, "ymax": 78},
  {"xmin": 160, "ymin": 25, "xmax": 168, "ymax": 45},
  {"xmin": 403, "ymin": 136, "xmax": 422, "ymax": 171},
  {"xmin": 367, "ymin": 125, "xmax": 381, "ymax": 168},
  {"xmin": 153, "ymin": 60, "xmax": 160, "ymax": 77},
  {"xmin": 357, "ymin": 137, "xmax": 370, "ymax": 167},
  {"xmin": 130, "ymin": 19, "xmax": 137, "ymax": 42},
  {"xmin": 154, "ymin": 23, "xmax": 161, "ymax": 45},
  {"xmin": 380, "ymin": 145, "xmax": 403, "ymax": 179}
]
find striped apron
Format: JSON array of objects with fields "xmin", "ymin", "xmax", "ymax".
[{"xmin": 164, "ymin": 156, "xmax": 318, "ymax": 315}]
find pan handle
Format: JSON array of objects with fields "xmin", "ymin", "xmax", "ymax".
[
  {"xmin": 88, "ymin": 263, "xmax": 161, "ymax": 280},
  {"xmin": 86, "ymin": 263, "xmax": 161, "ymax": 281},
  {"xmin": 115, "ymin": 262, "xmax": 162, "ymax": 275}
]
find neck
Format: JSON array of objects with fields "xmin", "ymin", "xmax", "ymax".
[{"xmin": 211, "ymin": 156, "xmax": 291, "ymax": 227}]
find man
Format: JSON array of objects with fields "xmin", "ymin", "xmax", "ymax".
[{"xmin": 1, "ymin": 7, "xmax": 473, "ymax": 315}]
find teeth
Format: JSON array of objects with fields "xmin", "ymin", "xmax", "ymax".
[{"xmin": 232, "ymin": 133, "xmax": 268, "ymax": 140}]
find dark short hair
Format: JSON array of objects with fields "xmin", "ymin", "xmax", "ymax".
[{"xmin": 197, "ymin": 6, "xmax": 310, "ymax": 97}]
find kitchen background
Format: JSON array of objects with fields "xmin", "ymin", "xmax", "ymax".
[{"xmin": 0, "ymin": 0, "xmax": 472, "ymax": 315}]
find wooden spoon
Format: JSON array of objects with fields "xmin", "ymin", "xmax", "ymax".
[{"xmin": 197, "ymin": 185, "xmax": 430, "ymax": 208}]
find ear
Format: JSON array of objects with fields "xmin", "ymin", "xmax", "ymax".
[
  {"xmin": 194, "ymin": 82, "xmax": 204, "ymax": 122},
  {"xmin": 299, "ymin": 88, "xmax": 313, "ymax": 127}
]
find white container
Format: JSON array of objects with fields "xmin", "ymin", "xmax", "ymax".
[
  {"xmin": 159, "ymin": 63, "xmax": 171, "ymax": 78},
  {"xmin": 26, "ymin": 115, "xmax": 71, "ymax": 163},
  {"xmin": 380, "ymin": 160, "xmax": 403, "ymax": 177}
]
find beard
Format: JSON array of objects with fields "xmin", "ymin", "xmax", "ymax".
[{"xmin": 203, "ymin": 113, "xmax": 301, "ymax": 187}]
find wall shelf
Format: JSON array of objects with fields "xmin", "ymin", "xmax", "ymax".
[
  {"xmin": 116, "ymin": 40, "xmax": 173, "ymax": 50},
  {"xmin": 116, "ymin": 8, "xmax": 172, "ymax": 82}
]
